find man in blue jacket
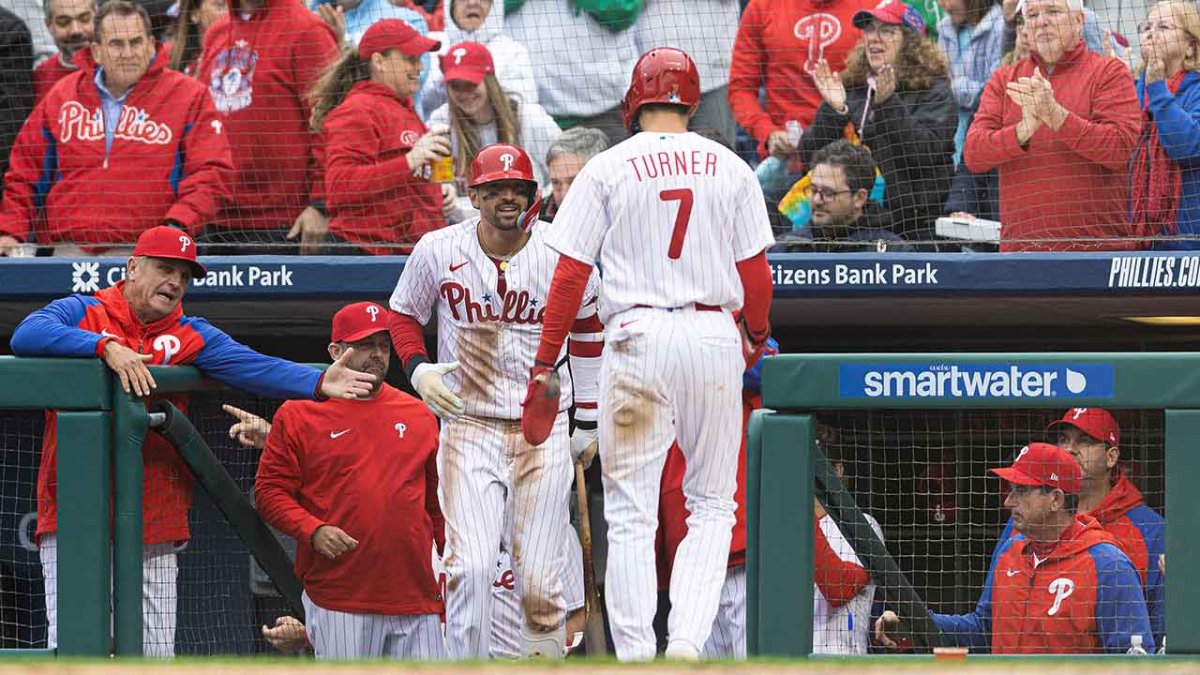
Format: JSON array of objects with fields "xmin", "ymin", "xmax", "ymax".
[{"xmin": 10, "ymin": 226, "xmax": 377, "ymax": 656}]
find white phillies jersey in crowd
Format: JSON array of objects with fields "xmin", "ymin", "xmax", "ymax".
[
  {"xmin": 812, "ymin": 512, "xmax": 883, "ymax": 655},
  {"xmin": 390, "ymin": 218, "xmax": 599, "ymax": 419},
  {"xmin": 542, "ymin": 131, "xmax": 775, "ymax": 325}
]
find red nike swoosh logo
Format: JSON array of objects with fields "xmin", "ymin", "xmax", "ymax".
[
  {"xmin": 450, "ymin": 262, "xmax": 468, "ymax": 272},
  {"xmin": 619, "ymin": 320, "xmax": 637, "ymax": 329}
]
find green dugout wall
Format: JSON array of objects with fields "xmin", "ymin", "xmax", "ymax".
[{"xmin": 748, "ymin": 353, "xmax": 1200, "ymax": 657}]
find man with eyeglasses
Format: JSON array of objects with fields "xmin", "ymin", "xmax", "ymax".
[
  {"xmin": 963, "ymin": 0, "xmax": 1141, "ymax": 252},
  {"xmin": 777, "ymin": 140, "xmax": 913, "ymax": 252},
  {"xmin": 984, "ymin": 409, "xmax": 1165, "ymax": 647},
  {"xmin": 875, "ymin": 442, "xmax": 1153, "ymax": 654}
]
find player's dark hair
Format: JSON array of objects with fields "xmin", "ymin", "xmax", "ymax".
[
  {"xmin": 94, "ymin": 0, "xmax": 152, "ymax": 40},
  {"xmin": 633, "ymin": 102, "xmax": 691, "ymax": 133},
  {"xmin": 811, "ymin": 140, "xmax": 877, "ymax": 195}
]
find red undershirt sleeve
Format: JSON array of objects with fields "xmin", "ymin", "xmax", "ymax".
[
  {"xmin": 388, "ymin": 310, "xmax": 429, "ymax": 370},
  {"xmin": 813, "ymin": 515, "xmax": 872, "ymax": 607},
  {"xmin": 736, "ymin": 251, "xmax": 773, "ymax": 338},
  {"xmin": 534, "ymin": 255, "xmax": 593, "ymax": 367}
]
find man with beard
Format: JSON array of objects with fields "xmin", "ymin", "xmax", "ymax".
[
  {"xmin": 9, "ymin": 226, "xmax": 378, "ymax": 656},
  {"xmin": 255, "ymin": 301, "xmax": 447, "ymax": 660},
  {"xmin": 32, "ymin": 0, "xmax": 94, "ymax": 102},
  {"xmin": 794, "ymin": 140, "xmax": 913, "ymax": 252},
  {"xmin": 388, "ymin": 143, "xmax": 603, "ymax": 659}
]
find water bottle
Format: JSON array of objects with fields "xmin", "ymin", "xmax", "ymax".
[{"xmin": 1126, "ymin": 634, "xmax": 1148, "ymax": 655}]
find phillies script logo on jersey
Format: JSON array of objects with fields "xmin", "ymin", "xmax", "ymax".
[
  {"xmin": 58, "ymin": 102, "xmax": 174, "ymax": 145},
  {"xmin": 440, "ymin": 282, "xmax": 544, "ymax": 325},
  {"xmin": 794, "ymin": 13, "xmax": 842, "ymax": 75},
  {"xmin": 208, "ymin": 40, "xmax": 258, "ymax": 113}
]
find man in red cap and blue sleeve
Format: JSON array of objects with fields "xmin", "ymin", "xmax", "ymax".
[
  {"xmin": 875, "ymin": 442, "xmax": 1153, "ymax": 654},
  {"xmin": 255, "ymin": 301, "xmax": 445, "ymax": 660},
  {"xmin": 986, "ymin": 409, "xmax": 1166, "ymax": 646},
  {"xmin": 9, "ymin": 226, "xmax": 378, "ymax": 656}
]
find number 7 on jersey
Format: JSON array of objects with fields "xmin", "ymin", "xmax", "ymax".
[{"xmin": 659, "ymin": 188, "xmax": 693, "ymax": 260}]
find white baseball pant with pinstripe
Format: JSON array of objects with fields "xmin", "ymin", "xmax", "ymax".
[
  {"xmin": 599, "ymin": 307, "xmax": 743, "ymax": 660},
  {"xmin": 439, "ymin": 413, "xmax": 572, "ymax": 659},
  {"xmin": 301, "ymin": 592, "xmax": 444, "ymax": 659},
  {"xmin": 701, "ymin": 564, "xmax": 746, "ymax": 658},
  {"xmin": 39, "ymin": 534, "xmax": 178, "ymax": 658}
]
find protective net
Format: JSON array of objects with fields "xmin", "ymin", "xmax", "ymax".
[
  {"xmin": 0, "ymin": 0, "xmax": 1194, "ymax": 256},
  {"xmin": 809, "ymin": 407, "xmax": 1165, "ymax": 655}
]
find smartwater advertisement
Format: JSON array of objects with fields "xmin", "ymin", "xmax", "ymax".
[{"xmin": 839, "ymin": 363, "xmax": 1116, "ymax": 399}]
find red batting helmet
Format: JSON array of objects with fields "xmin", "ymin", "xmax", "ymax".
[
  {"xmin": 468, "ymin": 143, "xmax": 542, "ymax": 231},
  {"xmin": 620, "ymin": 47, "xmax": 701, "ymax": 132}
]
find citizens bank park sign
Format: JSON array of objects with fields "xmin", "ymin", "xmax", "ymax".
[{"xmin": 0, "ymin": 252, "xmax": 1198, "ymax": 300}]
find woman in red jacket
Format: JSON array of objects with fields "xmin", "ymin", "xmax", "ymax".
[{"xmin": 307, "ymin": 19, "xmax": 455, "ymax": 255}]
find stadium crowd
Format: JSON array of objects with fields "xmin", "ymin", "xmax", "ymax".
[{"xmin": 0, "ymin": 0, "xmax": 1198, "ymax": 255}]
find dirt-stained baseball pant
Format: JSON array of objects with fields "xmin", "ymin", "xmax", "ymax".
[
  {"xmin": 488, "ymin": 520, "xmax": 587, "ymax": 658},
  {"xmin": 300, "ymin": 592, "xmax": 444, "ymax": 660},
  {"xmin": 701, "ymin": 565, "xmax": 746, "ymax": 659},
  {"xmin": 39, "ymin": 534, "xmax": 178, "ymax": 657},
  {"xmin": 599, "ymin": 308, "xmax": 742, "ymax": 661},
  {"xmin": 439, "ymin": 413, "xmax": 573, "ymax": 659}
]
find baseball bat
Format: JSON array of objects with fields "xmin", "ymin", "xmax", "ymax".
[{"xmin": 574, "ymin": 452, "xmax": 608, "ymax": 655}]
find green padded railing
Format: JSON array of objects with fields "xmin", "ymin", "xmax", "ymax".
[{"xmin": 749, "ymin": 353, "xmax": 1200, "ymax": 657}]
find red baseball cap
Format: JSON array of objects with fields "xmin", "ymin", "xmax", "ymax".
[
  {"xmin": 358, "ymin": 19, "xmax": 441, "ymax": 60},
  {"xmin": 132, "ymin": 226, "xmax": 205, "ymax": 278},
  {"xmin": 1046, "ymin": 408, "xmax": 1120, "ymax": 446},
  {"xmin": 440, "ymin": 41, "xmax": 495, "ymax": 85},
  {"xmin": 331, "ymin": 302, "xmax": 389, "ymax": 343},
  {"xmin": 853, "ymin": 0, "xmax": 927, "ymax": 35},
  {"xmin": 990, "ymin": 442, "xmax": 1083, "ymax": 494}
]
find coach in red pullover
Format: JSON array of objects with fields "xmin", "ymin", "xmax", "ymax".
[
  {"xmin": 196, "ymin": 0, "xmax": 338, "ymax": 249},
  {"xmin": 32, "ymin": 0, "xmax": 94, "ymax": 104},
  {"xmin": 256, "ymin": 302, "xmax": 445, "ymax": 659},
  {"xmin": 729, "ymin": 0, "xmax": 874, "ymax": 158},
  {"xmin": 0, "ymin": 2, "xmax": 233, "ymax": 254},
  {"xmin": 7, "ymin": 226, "xmax": 378, "ymax": 655},
  {"xmin": 963, "ymin": 0, "xmax": 1141, "ymax": 251},
  {"xmin": 879, "ymin": 443, "xmax": 1153, "ymax": 654}
]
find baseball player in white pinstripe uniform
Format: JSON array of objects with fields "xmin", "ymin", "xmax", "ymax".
[
  {"xmin": 389, "ymin": 143, "xmax": 603, "ymax": 659},
  {"xmin": 522, "ymin": 48, "xmax": 776, "ymax": 661}
]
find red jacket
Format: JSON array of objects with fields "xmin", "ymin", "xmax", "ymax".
[
  {"xmin": 0, "ymin": 46, "xmax": 233, "ymax": 246},
  {"xmin": 33, "ymin": 56, "xmax": 78, "ymax": 104},
  {"xmin": 729, "ymin": 0, "xmax": 872, "ymax": 155},
  {"xmin": 936, "ymin": 515, "xmax": 1154, "ymax": 653},
  {"xmin": 322, "ymin": 81, "xmax": 444, "ymax": 254},
  {"xmin": 9, "ymin": 282, "xmax": 325, "ymax": 545},
  {"xmin": 197, "ymin": 0, "xmax": 338, "ymax": 230},
  {"xmin": 963, "ymin": 41, "xmax": 1142, "ymax": 251},
  {"xmin": 256, "ymin": 384, "xmax": 444, "ymax": 616}
]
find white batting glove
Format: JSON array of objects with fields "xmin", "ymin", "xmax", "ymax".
[
  {"xmin": 570, "ymin": 426, "xmax": 599, "ymax": 469},
  {"xmin": 412, "ymin": 361, "xmax": 466, "ymax": 421}
]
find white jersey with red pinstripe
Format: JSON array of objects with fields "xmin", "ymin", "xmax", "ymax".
[
  {"xmin": 390, "ymin": 217, "xmax": 602, "ymax": 659},
  {"xmin": 388, "ymin": 218, "xmax": 601, "ymax": 419},
  {"xmin": 538, "ymin": 130, "xmax": 774, "ymax": 661},
  {"xmin": 541, "ymin": 131, "xmax": 775, "ymax": 323}
]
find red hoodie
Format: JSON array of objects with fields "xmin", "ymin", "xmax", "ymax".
[
  {"xmin": 33, "ymin": 55, "xmax": 78, "ymax": 104},
  {"xmin": 729, "ymin": 0, "xmax": 873, "ymax": 156},
  {"xmin": 0, "ymin": 45, "xmax": 234, "ymax": 246},
  {"xmin": 197, "ymin": 0, "xmax": 339, "ymax": 231},
  {"xmin": 963, "ymin": 40, "xmax": 1142, "ymax": 251},
  {"xmin": 322, "ymin": 81, "xmax": 444, "ymax": 254}
]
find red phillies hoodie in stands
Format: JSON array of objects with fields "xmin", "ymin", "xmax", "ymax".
[
  {"xmin": 197, "ymin": 0, "xmax": 338, "ymax": 230},
  {"xmin": 730, "ymin": 0, "xmax": 873, "ymax": 154},
  {"xmin": 0, "ymin": 45, "xmax": 233, "ymax": 245},
  {"xmin": 322, "ymin": 81, "xmax": 444, "ymax": 254}
]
